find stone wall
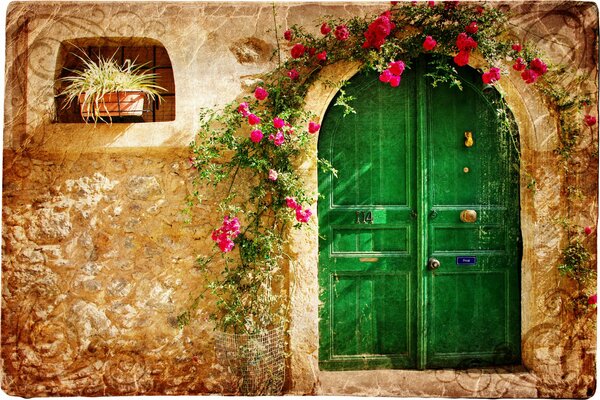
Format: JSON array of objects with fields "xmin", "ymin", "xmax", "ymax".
[{"xmin": 2, "ymin": 1, "xmax": 598, "ymax": 397}]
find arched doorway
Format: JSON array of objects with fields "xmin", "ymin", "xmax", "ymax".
[{"xmin": 317, "ymin": 57, "xmax": 521, "ymax": 370}]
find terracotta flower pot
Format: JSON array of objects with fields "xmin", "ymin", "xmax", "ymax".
[{"xmin": 78, "ymin": 90, "xmax": 146, "ymax": 119}]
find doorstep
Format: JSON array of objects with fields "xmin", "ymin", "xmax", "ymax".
[{"xmin": 317, "ymin": 366, "xmax": 539, "ymax": 397}]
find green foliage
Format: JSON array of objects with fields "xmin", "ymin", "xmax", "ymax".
[{"xmin": 559, "ymin": 240, "xmax": 594, "ymax": 283}]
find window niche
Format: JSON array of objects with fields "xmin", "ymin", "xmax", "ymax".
[{"xmin": 54, "ymin": 37, "xmax": 175, "ymax": 123}]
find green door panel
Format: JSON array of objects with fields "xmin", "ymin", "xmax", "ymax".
[
  {"xmin": 425, "ymin": 67, "xmax": 520, "ymax": 368},
  {"xmin": 318, "ymin": 70, "xmax": 417, "ymax": 370},
  {"xmin": 318, "ymin": 58, "xmax": 521, "ymax": 370}
]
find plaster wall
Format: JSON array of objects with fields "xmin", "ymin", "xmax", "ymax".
[{"xmin": 2, "ymin": 1, "xmax": 598, "ymax": 397}]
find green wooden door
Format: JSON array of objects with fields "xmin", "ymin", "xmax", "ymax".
[{"xmin": 318, "ymin": 59, "xmax": 520, "ymax": 370}]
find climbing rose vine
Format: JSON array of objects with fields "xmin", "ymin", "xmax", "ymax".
[{"xmin": 181, "ymin": 0, "xmax": 596, "ymax": 334}]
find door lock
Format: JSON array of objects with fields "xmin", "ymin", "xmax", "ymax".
[{"xmin": 428, "ymin": 257, "xmax": 441, "ymax": 271}]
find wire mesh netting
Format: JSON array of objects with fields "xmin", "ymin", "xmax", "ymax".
[{"xmin": 214, "ymin": 326, "xmax": 285, "ymax": 395}]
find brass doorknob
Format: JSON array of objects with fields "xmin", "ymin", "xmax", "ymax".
[
  {"xmin": 428, "ymin": 257, "xmax": 441, "ymax": 270},
  {"xmin": 460, "ymin": 209, "xmax": 477, "ymax": 223}
]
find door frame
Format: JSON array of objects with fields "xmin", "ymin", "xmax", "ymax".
[{"xmin": 286, "ymin": 57, "xmax": 543, "ymax": 393}]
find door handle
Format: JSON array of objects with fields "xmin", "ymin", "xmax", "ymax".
[{"xmin": 428, "ymin": 257, "xmax": 441, "ymax": 271}]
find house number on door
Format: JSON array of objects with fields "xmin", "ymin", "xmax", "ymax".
[{"xmin": 355, "ymin": 210, "xmax": 373, "ymax": 224}]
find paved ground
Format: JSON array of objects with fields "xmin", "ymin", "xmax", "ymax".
[{"xmin": 317, "ymin": 366, "xmax": 539, "ymax": 397}]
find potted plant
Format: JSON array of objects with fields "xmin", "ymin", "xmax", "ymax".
[{"xmin": 58, "ymin": 52, "xmax": 165, "ymax": 123}]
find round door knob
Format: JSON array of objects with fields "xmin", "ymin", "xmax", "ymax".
[
  {"xmin": 428, "ymin": 257, "xmax": 441, "ymax": 270},
  {"xmin": 460, "ymin": 209, "xmax": 477, "ymax": 223}
]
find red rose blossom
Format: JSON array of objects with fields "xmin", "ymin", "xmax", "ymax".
[
  {"xmin": 362, "ymin": 11, "xmax": 395, "ymax": 49},
  {"xmin": 250, "ymin": 129, "xmax": 264, "ymax": 143},
  {"xmin": 456, "ymin": 32, "xmax": 477, "ymax": 51},
  {"xmin": 513, "ymin": 57, "xmax": 527, "ymax": 71},
  {"xmin": 529, "ymin": 58, "xmax": 547, "ymax": 76},
  {"xmin": 388, "ymin": 60, "xmax": 405, "ymax": 76},
  {"xmin": 334, "ymin": 25, "xmax": 350, "ymax": 41},
  {"xmin": 465, "ymin": 21, "xmax": 478, "ymax": 34},
  {"xmin": 444, "ymin": 1, "xmax": 459, "ymax": 10},
  {"xmin": 475, "ymin": 5, "xmax": 484, "ymax": 14},
  {"xmin": 482, "ymin": 67, "xmax": 501, "ymax": 84},
  {"xmin": 521, "ymin": 69, "xmax": 538, "ymax": 84},
  {"xmin": 284, "ymin": 30, "xmax": 292, "ymax": 41},
  {"xmin": 584, "ymin": 115, "xmax": 597, "ymax": 126},
  {"xmin": 321, "ymin": 22, "xmax": 331, "ymax": 35},
  {"xmin": 287, "ymin": 69, "xmax": 299, "ymax": 80},
  {"xmin": 308, "ymin": 121, "xmax": 321, "ymax": 133},
  {"xmin": 512, "ymin": 43, "xmax": 523, "ymax": 52},
  {"xmin": 588, "ymin": 294, "xmax": 597, "ymax": 305},
  {"xmin": 248, "ymin": 114, "xmax": 261, "ymax": 125},
  {"xmin": 273, "ymin": 117, "xmax": 285, "ymax": 129},
  {"xmin": 429, "ymin": 1, "xmax": 436, "ymax": 7},
  {"xmin": 290, "ymin": 43, "xmax": 305, "ymax": 59},
  {"xmin": 453, "ymin": 50, "xmax": 470, "ymax": 66},
  {"xmin": 254, "ymin": 86, "xmax": 268, "ymax": 101},
  {"xmin": 584, "ymin": 226, "xmax": 593, "ymax": 235},
  {"xmin": 423, "ymin": 35, "xmax": 437, "ymax": 51},
  {"xmin": 317, "ymin": 51, "xmax": 327, "ymax": 61},
  {"xmin": 389, "ymin": 75, "xmax": 401, "ymax": 87},
  {"xmin": 379, "ymin": 69, "xmax": 393, "ymax": 83}
]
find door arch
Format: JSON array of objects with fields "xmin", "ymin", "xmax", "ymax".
[{"xmin": 317, "ymin": 57, "xmax": 521, "ymax": 370}]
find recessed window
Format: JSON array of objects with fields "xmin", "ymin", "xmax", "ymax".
[{"xmin": 54, "ymin": 37, "xmax": 175, "ymax": 123}]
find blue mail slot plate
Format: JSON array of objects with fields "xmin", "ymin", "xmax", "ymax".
[{"xmin": 456, "ymin": 256, "xmax": 477, "ymax": 265}]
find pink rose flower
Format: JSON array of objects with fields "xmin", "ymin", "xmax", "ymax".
[
  {"xmin": 268, "ymin": 169, "xmax": 278, "ymax": 181},
  {"xmin": 284, "ymin": 29, "xmax": 292, "ymax": 41},
  {"xmin": 273, "ymin": 117, "xmax": 285, "ymax": 129},
  {"xmin": 389, "ymin": 75, "xmax": 401, "ymax": 87},
  {"xmin": 287, "ymin": 69, "xmax": 299, "ymax": 80},
  {"xmin": 321, "ymin": 22, "xmax": 331, "ymax": 35},
  {"xmin": 465, "ymin": 21, "xmax": 478, "ymax": 34},
  {"xmin": 453, "ymin": 50, "xmax": 470, "ymax": 66},
  {"xmin": 588, "ymin": 294, "xmax": 597, "ymax": 305},
  {"xmin": 423, "ymin": 35, "xmax": 437, "ymax": 51},
  {"xmin": 217, "ymin": 238, "xmax": 234, "ymax": 253},
  {"xmin": 248, "ymin": 113, "xmax": 261, "ymax": 125},
  {"xmin": 250, "ymin": 129, "xmax": 264, "ymax": 143},
  {"xmin": 529, "ymin": 58, "xmax": 547, "ymax": 76},
  {"xmin": 512, "ymin": 43, "xmax": 522, "ymax": 52},
  {"xmin": 291, "ymin": 43, "xmax": 306, "ymax": 59},
  {"xmin": 269, "ymin": 131, "xmax": 285, "ymax": 146},
  {"xmin": 513, "ymin": 57, "xmax": 527, "ymax": 71},
  {"xmin": 308, "ymin": 121, "xmax": 320, "ymax": 133},
  {"xmin": 285, "ymin": 196, "xmax": 300, "ymax": 210},
  {"xmin": 584, "ymin": 115, "xmax": 597, "ymax": 126},
  {"xmin": 379, "ymin": 69, "xmax": 393, "ymax": 83},
  {"xmin": 212, "ymin": 216, "xmax": 241, "ymax": 253},
  {"xmin": 521, "ymin": 69, "xmax": 538, "ymax": 84},
  {"xmin": 334, "ymin": 25, "xmax": 350, "ymax": 41},
  {"xmin": 254, "ymin": 86, "xmax": 268, "ymax": 101},
  {"xmin": 295, "ymin": 208, "xmax": 312, "ymax": 223},
  {"xmin": 317, "ymin": 51, "xmax": 327, "ymax": 61},
  {"xmin": 237, "ymin": 102, "xmax": 250, "ymax": 117}
]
